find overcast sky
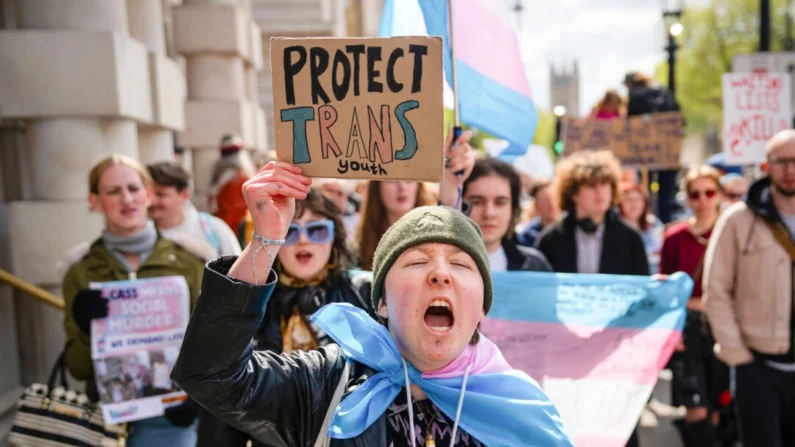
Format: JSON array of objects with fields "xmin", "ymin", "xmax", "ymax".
[{"xmin": 514, "ymin": 0, "xmax": 708, "ymax": 115}]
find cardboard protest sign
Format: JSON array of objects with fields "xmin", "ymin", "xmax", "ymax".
[
  {"xmin": 562, "ymin": 112, "xmax": 684, "ymax": 168},
  {"xmin": 90, "ymin": 276, "xmax": 190, "ymax": 424},
  {"xmin": 481, "ymin": 271, "xmax": 690, "ymax": 446},
  {"xmin": 723, "ymin": 72, "xmax": 792, "ymax": 165},
  {"xmin": 270, "ymin": 37, "xmax": 444, "ymax": 181}
]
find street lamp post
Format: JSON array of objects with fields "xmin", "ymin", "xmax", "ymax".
[
  {"xmin": 761, "ymin": 0, "xmax": 771, "ymax": 51},
  {"xmin": 663, "ymin": 10, "xmax": 683, "ymax": 94},
  {"xmin": 658, "ymin": 4, "xmax": 683, "ymax": 224}
]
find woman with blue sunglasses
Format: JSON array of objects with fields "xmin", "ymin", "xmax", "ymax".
[
  {"xmin": 197, "ymin": 188, "xmax": 375, "ymax": 447},
  {"xmin": 257, "ymin": 188, "xmax": 375, "ymax": 353}
]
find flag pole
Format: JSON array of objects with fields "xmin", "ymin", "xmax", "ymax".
[
  {"xmin": 447, "ymin": 0, "xmax": 461, "ymax": 131},
  {"xmin": 447, "ymin": 0, "xmax": 465, "ymax": 208}
]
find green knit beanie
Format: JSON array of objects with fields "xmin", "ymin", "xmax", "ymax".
[{"xmin": 371, "ymin": 206, "xmax": 493, "ymax": 314}]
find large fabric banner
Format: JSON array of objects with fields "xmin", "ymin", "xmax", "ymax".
[
  {"xmin": 482, "ymin": 272, "xmax": 691, "ymax": 447},
  {"xmin": 90, "ymin": 276, "xmax": 191, "ymax": 424}
]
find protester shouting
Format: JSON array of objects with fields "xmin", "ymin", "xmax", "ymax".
[
  {"xmin": 705, "ymin": 130, "xmax": 795, "ymax": 447},
  {"xmin": 660, "ymin": 166, "xmax": 727, "ymax": 446},
  {"xmin": 171, "ymin": 161, "xmax": 573, "ymax": 447},
  {"xmin": 462, "ymin": 157, "xmax": 551, "ymax": 272},
  {"xmin": 147, "ymin": 162, "xmax": 241, "ymax": 261},
  {"xmin": 196, "ymin": 188, "xmax": 373, "ymax": 447},
  {"xmin": 356, "ymin": 128, "xmax": 475, "ymax": 270},
  {"xmin": 258, "ymin": 188, "xmax": 374, "ymax": 351},
  {"xmin": 63, "ymin": 155, "xmax": 204, "ymax": 446},
  {"xmin": 619, "ymin": 182, "xmax": 664, "ymax": 274}
]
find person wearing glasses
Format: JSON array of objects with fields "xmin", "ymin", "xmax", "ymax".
[
  {"xmin": 257, "ymin": 187, "xmax": 374, "ymax": 353},
  {"xmin": 719, "ymin": 173, "xmax": 749, "ymax": 211},
  {"xmin": 660, "ymin": 166, "xmax": 726, "ymax": 446},
  {"xmin": 705, "ymin": 130, "xmax": 795, "ymax": 447},
  {"xmin": 196, "ymin": 187, "xmax": 375, "ymax": 447}
]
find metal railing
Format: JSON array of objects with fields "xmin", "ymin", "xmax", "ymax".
[{"xmin": 0, "ymin": 268, "xmax": 64, "ymax": 310}]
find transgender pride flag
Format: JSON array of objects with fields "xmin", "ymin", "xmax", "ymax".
[
  {"xmin": 482, "ymin": 272, "xmax": 691, "ymax": 447},
  {"xmin": 379, "ymin": 0, "xmax": 538, "ymax": 150}
]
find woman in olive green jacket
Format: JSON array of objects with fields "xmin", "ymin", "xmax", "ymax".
[{"xmin": 62, "ymin": 155, "xmax": 204, "ymax": 447}]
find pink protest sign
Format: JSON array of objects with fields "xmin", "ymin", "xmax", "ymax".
[
  {"xmin": 723, "ymin": 72, "xmax": 793, "ymax": 165},
  {"xmin": 89, "ymin": 276, "xmax": 190, "ymax": 424}
]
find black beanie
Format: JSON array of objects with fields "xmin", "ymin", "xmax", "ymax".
[{"xmin": 370, "ymin": 206, "xmax": 493, "ymax": 314}]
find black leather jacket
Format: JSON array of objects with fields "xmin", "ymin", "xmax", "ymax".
[
  {"xmin": 172, "ymin": 257, "xmax": 387, "ymax": 447},
  {"xmin": 255, "ymin": 270, "xmax": 375, "ymax": 352}
]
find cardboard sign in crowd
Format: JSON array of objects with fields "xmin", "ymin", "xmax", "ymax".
[
  {"xmin": 562, "ymin": 112, "xmax": 684, "ymax": 168},
  {"xmin": 722, "ymin": 72, "xmax": 793, "ymax": 165},
  {"xmin": 91, "ymin": 276, "xmax": 191, "ymax": 424},
  {"xmin": 270, "ymin": 37, "xmax": 444, "ymax": 181}
]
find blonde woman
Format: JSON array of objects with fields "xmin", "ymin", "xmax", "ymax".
[{"xmin": 63, "ymin": 155, "xmax": 204, "ymax": 446}]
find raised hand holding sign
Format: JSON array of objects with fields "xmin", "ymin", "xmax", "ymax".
[{"xmin": 229, "ymin": 162, "xmax": 312, "ymax": 285}]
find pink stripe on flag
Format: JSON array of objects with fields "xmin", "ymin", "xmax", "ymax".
[
  {"xmin": 480, "ymin": 319, "xmax": 682, "ymax": 385},
  {"xmin": 452, "ymin": 0, "xmax": 532, "ymax": 97}
]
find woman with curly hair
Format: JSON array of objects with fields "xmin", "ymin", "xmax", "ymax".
[{"xmin": 535, "ymin": 150, "xmax": 649, "ymax": 276}]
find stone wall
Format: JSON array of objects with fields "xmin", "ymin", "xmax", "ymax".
[
  {"xmin": 173, "ymin": 0, "xmax": 266, "ymax": 210},
  {"xmin": 0, "ymin": 0, "xmax": 186, "ymax": 388}
]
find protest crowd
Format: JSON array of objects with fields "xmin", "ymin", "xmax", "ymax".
[
  {"xmin": 36, "ymin": 68, "xmax": 795, "ymax": 447},
  {"xmin": 5, "ymin": 4, "xmax": 794, "ymax": 447}
]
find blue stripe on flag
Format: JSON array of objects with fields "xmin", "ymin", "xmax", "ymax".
[
  {"xmin": 457, "ymin": 61, "xmax": 538, "ymax": 149},
  {"xmin": 488, "ymin": 271, "xmax": 691, "ymax": 331}
]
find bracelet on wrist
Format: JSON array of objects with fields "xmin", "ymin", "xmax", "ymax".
[{"xmin": 251, "ymin": 232, "xmax": 285, "ymax": 285}]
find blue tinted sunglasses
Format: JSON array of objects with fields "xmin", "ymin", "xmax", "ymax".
[{"xmin": 285, "ymin": 220, "xmax": 335, "ymax": 246}]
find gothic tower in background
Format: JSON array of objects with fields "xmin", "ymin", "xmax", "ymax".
[{"xmin": 550, "ymin": 62, "xmax": 580, "ymax": 115}]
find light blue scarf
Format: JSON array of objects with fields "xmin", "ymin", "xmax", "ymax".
[{"xmin": 311, "ymin": 303, "xmax": 574, "ymax": 447}]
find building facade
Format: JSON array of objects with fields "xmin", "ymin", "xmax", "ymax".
[{"xmin": 0, "ymin": 0, "xmax": 381, "ymax": 442}]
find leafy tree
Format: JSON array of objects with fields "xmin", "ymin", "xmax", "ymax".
[
  {"xmin": 654, "ymin": 0, "xmax": 792, "ymax": 134},
  {"xmin": 532, "ymin": 107, "xmax": 556, "ymax": 151}
]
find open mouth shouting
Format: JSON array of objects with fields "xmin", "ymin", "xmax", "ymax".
[
  {"xmin": 295, "ymin": 249, "xmax": 315, "ymax": 264},
  {"xmin": 424, "ymin": 299, "xmax": 454, "ymax": 333}
]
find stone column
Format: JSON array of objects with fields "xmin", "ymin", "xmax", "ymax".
[
  {"xmin": 127, "ymin": 0, "xmax": 184, "ymax": 164},
  {"xmin": 0, "ymin": 0, "xmax": 133, "ymax": 384},
  {"xmin": 174, "ymin": 0, "xmax": 265, "ymax": 210},
  {"xmin": 0, "ymin": 0, "xmax": 186, "ymax": 384}
]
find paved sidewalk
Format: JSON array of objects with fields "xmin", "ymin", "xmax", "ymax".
[{"xmin": 638, "ymin": 370, "xmax": 685, "ymax": 447}]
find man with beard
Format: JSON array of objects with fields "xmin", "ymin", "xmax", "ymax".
[{"xmin": 704, "ymin": 129, "xmax": 795, "ymax": 447}]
